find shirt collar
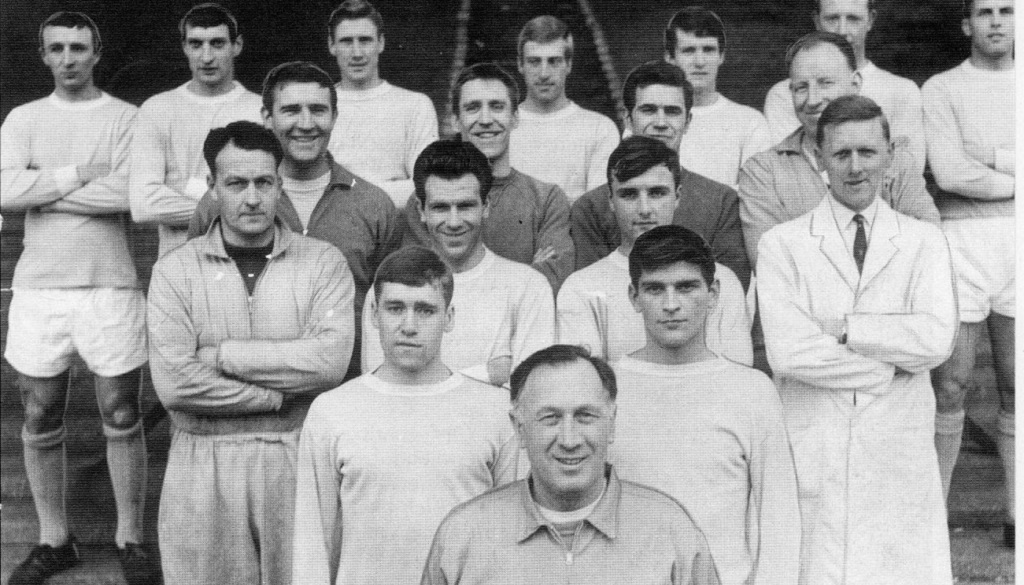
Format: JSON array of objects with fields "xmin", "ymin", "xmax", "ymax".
[
  {"xmin": 324, "ymin": 153, "xmax": 358, "ymax": 190},
  {"xmin": 775, "ymin": 126, "xmax": 807, "ymax": 155},
  {"xmin": 829, "ymin": 195, "xmax": 879, "ymax": 231},
  {"xmin": 515, "ymin": 464, "xmax": 621, "ymax": 543},
  {"xmin": 201, "ymin": 217, "xmax": 295, "ymax": 260}
]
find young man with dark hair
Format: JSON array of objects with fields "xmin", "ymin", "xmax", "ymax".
[
  {"xmin": 606, "ymin": 224, "xmax": 798, "ymax": 584},
  {"xmin": 149, "ymin": 120, "xmax": 354, "ymax": 585},
  {"xmin": 559, "ymin": 136, "xmax": 751, "ymax": 365},
  {"xmin": 294, "ymin": 245, "xmax": 516, "ymax": 584},
  {"xmin": 509, "ymin": 15, "xmax": 620, "ymax": 203},
  {"xmin": 362, "ymin": 140, "xmax": 555, "ymax": 387},
  {"xmin": 326, "ymin": 0, "xmax": 439, "ymax": 205},
  {"xmin": 758, "ymin": 95, "xmax": 957, "ymax": 582},
  {"xmin": 423, "ymin": 344, "xmax": 721, "ymax": 585},
  {"xmin": 190, "ymin": 61, "xmax": 401, "ymax": 382},
  {"xmin": 131, "ymin": 2, "xmax": 262, "ymax": 257},
  {"xmin": 762, "ymin": 0, "xmax": 926, "ymax": 171},
  {"xmin": 662, "ymin": 7, "xmax": 772, "ymax": 188},
  {"xmin": 400, "ymin": 62, "xmax": 574, "ymax": 290},
  {"xmin": 739, "ymin": 32, "xmax": 938, "ymax": 269},
  {"xmin": 570, "ymin": 61, "xmax": 750, "ymax": 289},
  {"xmin": 1, "ymin": 12, "xmax": 156, "ymax": 585},
  {"xmin": 923, "ymin": 0, "xmax": 1015, "ymax": 546}
]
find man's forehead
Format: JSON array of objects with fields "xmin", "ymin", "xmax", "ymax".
[
  {"xmin": 424, "ymin": 175, "xmax": 482, "ymax": 202},
  {"xmin": 817, "ymin": 0, "xmax": 872, "ymax": 16},
  {"xmin": 821, "ymin": 118, "xmax": 888, "ymax": 148},
  {"xmin": 673, "ymin": 30, "xmax": 721, "ymax": 48},
  {"xmin": 790, "ymin": 43, "xmax": 853, "ymax": 76},
  {"xmin": 522, "ymin": 40, "xmax": 569, "ymax": 59},
  {"xmin": 635, "ymin": 84, "xmax": 686, "ymax": 106},
  {"xmin": 379, "ymin": 281, "xmax": 445, "ymax": 305},
  {"xmin": 971, "ymin": 0, "xmax": 1015, "ymax": 13},
  {"xmin": 519, "ymin": 361, "xmax": 608, "ymax": 408},
  {"xmin": 185, "ymin": 24, "xmax": 231, "ymax": 42},
  {"xmin": 613, "ymin": 165, "xmax": 676, "ymax": 189},
  {"xmin": 333, "ymin": 17, "xmax": 380, "ymax": 39},
  {"xmin": 460, "ymin": 78, "xmax": 512, "ymax": 104},
  {"xmin": 43, "ymin": 25, "xmax": 93, "ymax": 45},
  {"xmin": 638, "ymin": 260, "xmax": 705, "ymax": 284},
  {"xmin": 273, "ymin": 82, "xmax": 332, "ymax": 106},
  {"xmin": 216, "ymin": 145, "xmax": 278, "ymax": 174}
]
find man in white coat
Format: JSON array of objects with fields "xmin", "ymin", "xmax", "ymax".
[{"xmin": 757, "ymin": 95, "xmax": 957, "ymax": 584}]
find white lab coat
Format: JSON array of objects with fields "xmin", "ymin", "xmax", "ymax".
[{"xmin": 757, "ymin": 197, "xmax": 957, "ymax": 585}]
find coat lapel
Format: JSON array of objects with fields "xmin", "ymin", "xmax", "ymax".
[
  {"xmin": 859, "ymin": 200, "xmax": 900, "ymax": 290},
  {"xmin": 810, "ymin": 199, "xmax": 860, "ymax": 291}
]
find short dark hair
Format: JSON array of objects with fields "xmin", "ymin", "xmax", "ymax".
[
  {"xmin": 328, "ymin": 0, "xmax": 385, "ymax": 40},
  {"xmin": 39, "ymin": 12, "xmax": 103, "ymax": 53},
  {"xmin": 179, "ymin": 3, "xmax": 240, "ymax": 43},
  {"xmin": 629, "ymin": 225, "xmax": 716, "ymax": 289},
  {"xmin": 517, "ymin": 15, "xmax": 574, "ymax": 61},
  {"xmin": 203, "ymin": 121, "xmax": 283, "ymax": 177},
  {"xmin": 785, "ymin": 31, "xmax": 857, "ymax": 74},
  {"xmin": 815, "ymin": 94, "xmax": 891, "ymax": 147},
  {"xmin": 664, "ymin": 7, "xmax": 727, "ymax": 55},
  {"xmin": 622, "ymin": 60, "xmax": 693, "ymax": 115},
  {"xmin": 510, "ymin": 345, "xmax": 617, "ymax": 403},
  {"xmin": 261, "ymin": 61, "xmax": 338, "ymax": 114},
  {"xmin": 607, "ymin": 136, "xmax": 681, "ymax": 191},
  {"xmin": 413, "ymin": 140, "xmax": 493, "ymax": 206},
  {"xmin": 452, "ymin": 62, "xmax": 520, "ymax": 115},
  {"xmin": 373, "ymin": 246, "xmax": 455, "ymax": 307}
]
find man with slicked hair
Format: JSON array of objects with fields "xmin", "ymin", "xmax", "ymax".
[
  {"xmin": 131, "ymin": 2, "xmax": 263, "ymax": 257},
  {"xmin": 2, "ymin": 11, "xmax": 157, "ymax": 585},
  {"xmin": 294, "ymin": 245, "xmax": 517, "ymax": 584},
  {"xmin": 150, "ymin": 121, "xmax": 354, "ymax": 585},
  {"xmin": 509, "ymin": 15, "xmax": 620, "ymax": 203},
  {"xmin": 422, "ymin": 344, "xmax": 721, "ymax": 585},
  {"xmin": 761, "ymin": 0, "xmax": 926, "ymax": 172}
]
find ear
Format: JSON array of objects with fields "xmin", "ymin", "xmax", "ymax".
[
  {"xmin": 867, "ymin": 9, "xmax": 877, "ymax": 32},
  {"xmin": 716, "ymin": 50, "xmax": 726, "ymax": 66},
  {"xmin": 509, "ymin": 408, "xmax": 527, "ymax": 449},
  {"xmin": 665, "ymin": 51, "xmax": 676, "ymax": 66},
  {"xmin": 418, "ymin": 198, "xmax": 428, "ymax": 224},
  {"xmin": 811, "ymin": 10, "xmax": 823, "ymax": 31},
  {"xmin": 961, "ymin": 18, "xmax": 973, "ymax": 38},
  {"xmin": 481, "ymin": 197, "xmax": 491, "ymax": 220},
  {"xmin": 444, "ymin": 304, "xmax": 455, "ymax": 333},
  {"xmin": 682, "ymin": 110, "xmax": 693, "ymax": 134},
  {"xmin": 328, "ymin": 35, "xmax": 338, "ymax": 55},
  {"xmin": 814, "ymin": 143, "xmax": 827, "ymax": 171},
  {"xmin": 707, "ymin": 277, "xmax": 720, "ymax": 310},
  {"xmin": 378, "ymin": 34, "xmax": 385, "ymax": 54},
  {"xmin": 607, "ymin": 403, "xmax": 617, "ymax": 445},
  {"xmin": 628, "ymin": 282, "xmax": 642, "ymax": 313},
  {"xmin": 262, "ymin": 107, "xmax": 273, "ymax": 128},
  {"xmin": 370, "ymin": 298, "xmax": 381, "ymax": 329},
  {"xmin": 206, "ymin": 173, "xmax": 216, "ymax": 190},
  {"xmin": 517, "ymin": 56, "xmax": 526, "ymax": 75},
  {"xmin": 851, "ymin": 70, "xmax": 863, "ymax": 92},
  {"xmin": 510, "ymin": 109, "xmax": 520, "ymax": 131},
  {"xmin": 232, "ymin": 35, "xmax": 243, "ymax": 58}
]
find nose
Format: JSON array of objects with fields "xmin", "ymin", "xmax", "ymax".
[
  {"xmin": 637, "ymin": 193, "xmax": 654, "ymax": 215},
  {"xmin": 806, "ymin": 84, "xmax": 826, "ymax": 108},
  {"xmin": 201, "ymin": 44, "xmax": 214, "ymax": 63},
  {"xmin": 242, "ymin": 183, "xmax": 262, "ymax": 206},
  {"xmin": 849, "ymin": 152, "xmax": 864, "ymax": 174},
  {"xmin": 445, "ymin": 207, "xmax": 464, "ymax": 229},
  {"xmin": 399, "ymin": 309, "xmax": 417, "ymax": 334},
  {"xmin": 663, "ymin": 288, "xmax": 682, "ymax": 313},
  {"xmin": 479, "ymin": 106, "xmax": 494, "ymax": 124},
  {"xmin": 297, "ymin": 108, "xmax": 315, "ymax": 129},
  {"xmin": 557, "ymin": 418, "xmax": 583, "ymax": 450},
  {"xmin": 654, "ymin": 108, "xmax": 669, "ymax": 127}
]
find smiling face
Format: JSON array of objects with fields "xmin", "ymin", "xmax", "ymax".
[
  {"xmin": 183, "ymin": 24, "xmax": 241, "ymax": 94},
  {"xmin": 817, "ymin": 117, "xmax": 892, "ymax": 212},
  {"xmin": 629, "ymin": 260, "xmax": 718, "ymax": 353},
  {"xmin": 373, "ymin": 281, "xmax": 453, "ymax": 375},
  {"xmin": 41, "ymin": 25, "xmax": 99, "ymax": 95},
  {"xmin": 211, "ymin": 144, "xmax": 281, "ymax": 247},
  {"xmin": 330, "ymin": 17, "xmax": 384, "ymax": 89},
  {"xmin": 419, "ymin": 174, "xmax": 489, "ymax": 272},
  {"xmin": 512, "ymin": 359, "xmax": 615, "ymax": 512},
  {"xmin": 519, "ymin": 40, "xmax": 571, "ymax": 107},
  {"xmin": 457, "ymin": 78, "xmax": 518, "ymax": 164},
  {"xmin": 628, "ymin": 84, "xmax": 689, "ymax": 152},
  {"xmin": 814, "ymin": 0, "xmax": 874, "ymax": 60},
  {"xmin": 789, "ymin": 42, "xmax": 861, "ymax": 135},
  {"xmin": 610, "ymin": 165, "xmax": 679, "ymax": 249},
  {"xmin": 263, "ymin": 82, "xmax": 336, "ymax": 168},
  {"xmin": 666, "ymin": 30, "xmax": 724, "ymax": 94},
  {"xmin": 963, "ymin": 0, "xmax": 1015, "ymax": 60}
]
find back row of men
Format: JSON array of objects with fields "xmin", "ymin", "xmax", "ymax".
[{"xmin": 0, "ymin": 1, "xmax": 1013, "ymax": 584}]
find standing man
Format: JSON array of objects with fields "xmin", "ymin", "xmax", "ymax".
[
  {"xmin": 739, "ymin": 32, "xmax": 938, "ymax": 269},
  {"xmin": 326, "ymin": 0, "xmax": 439, "ymax": 206},
  {"xmin": 1, "ymin": 12, "xmax": 157, "ymax": 585},
  {"xmin": 422, "ymin": 344, "xmax": 721, "ymax": 585},
  {"xmin": 149, "ymin": 121, "xmax": 354, "ymax": 584},
  {"xmin": 509, "ymin": 15, "xmax": 620, "ymax": 203},
  {"xmin": 362, "ymin": 140, "xmax": 555, "ymax": 387},
  {"xmin": 762, "ymin": 0, "xmax": 926, "ymax": 172},
  {"xmin": 558, "ymin": 137, "xmax": 752, "ymax": 366},
  {"xmin": 400, "ymin": 62, "xmax": 574, "ymax": 290},
  {"xmin": 608, "ymin": 225, "xmax": 799, "ymax": 584},
  {"xmin": 190, "ymin": 61, "xmax": 401, "ymax": 381},
  {"xmin": 663, "ymin": 7, "xmax": 772, "ymax": 188},
  {"xmin": 131, "ymin": 3, "xmax": 262, "ymax": 257},
  {"xmin": 758, "ymin": 96, "xmax": 957, "ymax": 583},
  {"xmin": 571, "ymin": 61, "xmax": 749, "ymax": 289},
  {"xmin": 294, "ymin": 246, "xmax": 517, "ymax": 585},
  {"xmin": 923, "ymin": 0, "xmax": 1015, "ymax": 545}
]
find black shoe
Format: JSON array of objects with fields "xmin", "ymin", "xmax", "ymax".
[
  {"xmin": 1004, "ymin": 523, "xmax": 1015, "ymax": 549},
  {"xmin": 8, "ymin": 536, "xmax": 81, "ymax": 585},
  {"xmin": 118, "ymin": 542, "xmax": 161, "ymax": 585}
]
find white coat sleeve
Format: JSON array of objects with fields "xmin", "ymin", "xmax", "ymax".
[
  {"xmin": 757, "ymin": 230, "xmax": 895, "ymax": 390},
  {"xmin": 293, "ymin": 405, "xmax": 342, "ymax": 585}
]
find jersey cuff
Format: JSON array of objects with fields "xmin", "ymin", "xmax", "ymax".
[{"xmin": 995, "ymin": 148, "xmax": 1015, "ymax": 175}]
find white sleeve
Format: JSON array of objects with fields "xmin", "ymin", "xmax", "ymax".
[
  {"xmin": 0, "ymin": 108, "xmax": 75, "ymax": 211},
  {"xmin": 129, "ymin": 102, "xmax": 206, "ymax": 225},
  {"xmin": 510, "ymin": 273, "xmax": 557, "ymax": 370},
  {"xmin": 586, "ymin": 116, "xmax": 621, "ymax": 193},
  {"xmin": 706, "ymin": 264, "xmax": 753, "ymax": 366},
  {"xmin": 888, "ymin": 80, "xmax": 926, "ymax": 177},
  {"xmin": 361, "ymin": 288, "xmax": 385, "ymax": 375},
  {"xmin": 292, "ymin": 406, "xmax": 341, "ymax": 585},
  {"xmin": 556, "ymin": 275, "xmax": 609, "ymax": 359}
]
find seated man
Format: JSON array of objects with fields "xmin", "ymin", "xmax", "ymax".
[
  {"xmin": 400, "ymin": 62, "xmax": 574, "ymax": 290},
  {"xmin": 758, "ymin": 95, "xmax": 957, "ymax": 583},
  {"xmin": 294, "ymin": 246, "xmax": 516, "ymax": 584},
  {"xmin": 609, "ymin": 225, "xmax": 799, "ymax": 584},
  {"xmin": 363, "ymin": 140, "xmax": 555, "ymax": 386},
  {"xmin": 570, "ymin": 61, "xmax": 749, "ymax": 289},
  {"xmin": 148, "ymin": 121, "xmax": 354, "ymax": 584},
  {"xmin": 739, "ymin": 32, "xmax": 937, "ymax": 268},
  {"xmin": 423, "ymin": 344, "xmax": 720, "ymax": 585},
  {"xmin": 559, "ymin": 136, "xmax": 751, "ymax": 365}
]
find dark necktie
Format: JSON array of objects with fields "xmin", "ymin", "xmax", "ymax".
[{"xmin": 853, "ymin": 214, "xmax": 867, "ymax": 274}]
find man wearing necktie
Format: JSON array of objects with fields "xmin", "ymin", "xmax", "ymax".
[{"xmin": 756, "ymin": 95, "xmax": 959, "ymax": 585}]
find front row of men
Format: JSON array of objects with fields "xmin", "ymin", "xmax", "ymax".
[{"xmin": 159, "ymin": 99, "xmax": 952, "ymax": 584}]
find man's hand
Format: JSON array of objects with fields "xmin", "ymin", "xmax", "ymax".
[
  {"xmin": 76, "ymin": 163, "xmax": 111, "ymax": 183},
  {"xmin": 532, "ymin": 245, "xmax": 558, "ymax": 266}
]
